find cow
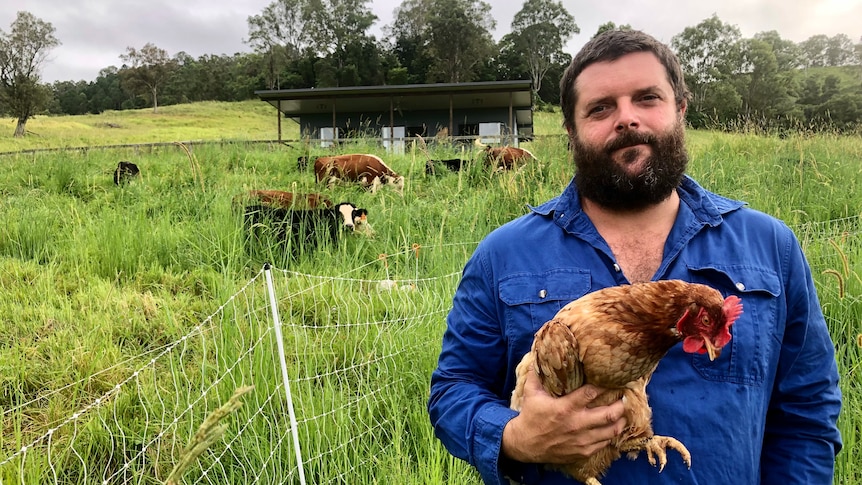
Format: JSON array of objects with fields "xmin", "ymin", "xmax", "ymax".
[
  {"xmin": 313, "ymin": 154, "xmax": 404, "ymax": 195},
  {"xmin": 243, "ymin": 202, "xmax": 367, "ymax": 255},
  {"xmin": 297, "ymin": 156, "xmax": 314, "ymax": 172},
  {"xmin": 237, "ymin": 190, "xmax": 333, "ymax": 209},
  {"xmin": 113, "ymin": 161, "xmax": 140, "ymax": 185},
  {"xmin": 482, "ymin": 145, "xmax": 537, "ymax": 171},
  {"xmin": 425, "ymin": 158, "xmax": 469, "ymax": 175}
]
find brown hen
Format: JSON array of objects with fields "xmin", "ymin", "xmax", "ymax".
[{"xmin": 510, "ymin": 280, "xmax": 743, "ymax": 485}]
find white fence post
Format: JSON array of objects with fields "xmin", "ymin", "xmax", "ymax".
[{"xmin": 263, "ymin": 263, "xmax": 307, "ymax": 485}]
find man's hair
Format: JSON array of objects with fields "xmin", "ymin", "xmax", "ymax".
[{"xmin": 560, "ymin": 29, "xmax": 690, "ymax": 132}]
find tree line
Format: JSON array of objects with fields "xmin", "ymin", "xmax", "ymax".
[{"xmin": 1, "ymin": 2, "xmax": 861, "ymax": 138}]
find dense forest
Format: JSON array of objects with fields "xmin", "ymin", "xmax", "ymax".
[{"xmin": 2, "ymin": 0, "xmax": 861, "ymax": 137}]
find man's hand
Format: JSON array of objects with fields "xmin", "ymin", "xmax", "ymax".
[{"xmin": 502, "ymin": 368, "xmax": 626, "ymax": 464}]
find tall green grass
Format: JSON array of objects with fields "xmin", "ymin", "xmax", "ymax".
[{"xmin": 0, "ymin": 104, "xmax": 859, "ymax": 483}]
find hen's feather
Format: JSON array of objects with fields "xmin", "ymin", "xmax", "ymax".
[{"xmin": 510, "ymin": 280, "xmax": 741, "ymax": 484}]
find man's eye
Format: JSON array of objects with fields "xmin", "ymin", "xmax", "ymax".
[{"xmin": 588, "ymin": 106, "xmax": 606, "ymax": 115}]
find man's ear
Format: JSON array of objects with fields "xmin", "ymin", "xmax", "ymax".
[{"xmin": 678, "ymin": 98, "xmax": 688, "ymax": 117}]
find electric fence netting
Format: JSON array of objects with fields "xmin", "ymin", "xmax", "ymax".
[
  {"xmin": 1, "ymin": 215, "xmax": 860, "ymax": 484},
  {"xmin": 0, "ymin": 242, "xmax": 476, "ymax": 484}
]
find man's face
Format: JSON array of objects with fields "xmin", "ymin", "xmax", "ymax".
[{"xmin": 568, "ymin": 51, "xmax": 688, "ymax": 211}]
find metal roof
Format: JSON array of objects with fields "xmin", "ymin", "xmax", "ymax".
[{"xmin": 255, "ymin": 80, "xmax": 534, "ymax": 129}]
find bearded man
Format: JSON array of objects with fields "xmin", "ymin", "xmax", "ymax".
[{"xmin": 428, "ymin": 29, "xmax": 841, "ymax": 485}]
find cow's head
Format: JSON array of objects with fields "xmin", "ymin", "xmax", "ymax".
[
  {"xmin": 335, "ymin": 203, "xmax": 360, "ymax": 231},
  {"xmin": 381, "ymin": 174, "xmax": 405, "ymax": 195}
]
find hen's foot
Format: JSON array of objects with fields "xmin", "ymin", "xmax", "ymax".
[{"xmin": 641, "ymin": 435, "xmax": 691, "ymax": 471}]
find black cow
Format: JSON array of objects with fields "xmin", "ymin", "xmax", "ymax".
[
  {"xmin": 243, "ymin": 202, "xmax": 367, "ymax": 255},
  {"xmin": 425, "ymin": 158, "xmax": 469, "ymax": 175},
  {"xmin": 297, "ymin": 156, "xmax": 319, "ymax": 172},
  {"xmin": 113, "ymin": 161, "xmax": 140, "ymax": 185}
]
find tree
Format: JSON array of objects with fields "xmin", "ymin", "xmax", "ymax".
[
  {"xmin": 753, "ymin": 30, "xmax": 803, "ymax": 71},
  {"xmin": 119, "ymin": 43, "xmax": 176, "ymax": 113},
  {"xmin": 594, "ymin": 22, "xmax": 632, "ymax": 37},
  {"xmin": 0, "ymin": 11, "xmax": 60, "ymax": 137},
  {"xmin": 800, "ymin": 34, "xmax": 829, "ymax": 67},
  {"xmin": 734, "ymin": 38, "xmax": 798, "ymax": 123},
  {"xmin": 304, "ymin": 0, "xmax": 377, "ymax": 84},
  {"xmin": 426, "ymin": 0, "xmax": 497, "ymax": 83},
  {"xmin": 671, "ymin": 15, "xmax": 742, "ymax": 120},
  {"xmin": 246, "ymin": 0, "xmax": 310, "ymax": 90},
  {"xmin": 387, "ymin": 0, "xmax": 437, "ymax": 84},
  {"xmin": 502, "ymin": 0, "xmax": 578, "ymax": 98},
  {"xmin": 825, "ymin": 34, "xmax": 856, "ymax": 66}
]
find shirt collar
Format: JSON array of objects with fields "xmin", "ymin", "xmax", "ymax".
[{"xmin": 528, "ymin": 175, "xmax": 746, "ymax": 231}]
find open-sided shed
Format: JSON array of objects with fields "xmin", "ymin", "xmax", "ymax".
[{"xmin": 255, "ymin": 80, "xmax": 533, "ymax": 151}]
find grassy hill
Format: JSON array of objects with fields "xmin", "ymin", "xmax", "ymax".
[{"xmin": 0, "ymin": 100, "xmax": 291, "ymax": 152}]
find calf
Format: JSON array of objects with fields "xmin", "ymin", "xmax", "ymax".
[
  {"xmin": 113, "ymin": 161, "xmax": 140, "ymax": 185},
  {"xmin": 425, "ymin": 158, "xmax": 469, "ymax": 175},
  {"xmin": 243, "ymin": 202, "xmax": 367, "ymax": 255},
  {"xmin": 297, "ymin": 156, "xmax": 315, "ymax": 172},
  {"xmin": 314, "ymin": 154, "xmax": 404, "ymax": 195},
  {"xmin": 482, "ymin": 146, "xmax": 537, "ymax": 171},
  {"xmin": 239, "ymin": 190, "xmax": 333, "ymax": 209}
]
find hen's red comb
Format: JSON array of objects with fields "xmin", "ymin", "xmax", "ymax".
[{"xmin": 723, "ymin": 295, "xmax": 743, "ymax": 326}]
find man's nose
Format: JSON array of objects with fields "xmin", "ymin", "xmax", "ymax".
[{"xmin": 615, "ymin": 100, "xmax": 640, "ymax": 132}]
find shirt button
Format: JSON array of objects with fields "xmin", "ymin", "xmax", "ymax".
[
  {"xmin": 736, "ymin": 282, "xmax": 746, "ymax": 291},
  {"xmin": 613, "ymin": 263, "xmax": 621, "ymax": 272},
  {"xmin": 538, "ymin": 289, "xmax": 547, "ymax": 299}
]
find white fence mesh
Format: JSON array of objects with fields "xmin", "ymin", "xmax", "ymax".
[
  {"xmin": 1, "ymin": 214, "xmax": 860, "ymax": 484},
  {"xmin": 0, "ymin": 243, "xmax": 470, "ymax": 484}
]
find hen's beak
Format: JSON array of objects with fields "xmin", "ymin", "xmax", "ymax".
[{"xmin": 704, "ymin": 339, "xmax": 721, "ymax": 361}]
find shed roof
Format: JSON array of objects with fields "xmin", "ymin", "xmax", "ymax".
[{"xmin": 255, "ymin": 80, "xmax": 534, "ymax": 131}]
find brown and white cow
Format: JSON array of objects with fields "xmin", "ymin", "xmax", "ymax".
[
  {"xmin": 482, "ymin": 145, "xmax": 537, "ymax": 171},
  {"xmin": 313, "ymin": 154, "xmax": 404, "ymax": 195},
  {"xmin": 239, "ymin": 190, "xmax": 333, "ymax": 209}
]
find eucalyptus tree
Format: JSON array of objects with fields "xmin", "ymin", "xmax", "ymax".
[
  {"xmin": 734, "ymin": 37, "xmax": 799, "ymax": 124},
  {"xmin": 593, "ymin": 22, "xmax": 632, "ymax": 38},
  {"xmin": 825, "ymin": 34, "xmax": 857, "ymax": 67},
  {"xmin": 387, "ymin": 0, "xmax": 436, "ymax": 84},
  {"xmin": 499, "ymin": 0, "xmax": 578, "ymax": 98},
  {"xmin": 119, "ymin": 43, "xmax": 176, "ymax": 113},
  {"xmin": 0, "ymin": 11, "xmax": 60, "ymax": 137},
  {"xmin": 426, "ymin": 0, "xmax": 496, "ymax": 83},
  {"xmin": 304, "ymin": 0, "xmax": 377, "ymax": 78},
  {"xmin": 671, "ymin": 14, "xmax": 742, "ymax": 124},
  {"xmin": 753, "ymin": 30, "xmax": 804, "ymax": 71},
  {"xmin": 247, "ymin": 0, "xmax": 312, "ymax": 89}
]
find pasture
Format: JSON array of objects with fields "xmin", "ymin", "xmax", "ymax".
[{"xmin": 0, "ymin": 104, "xmax": 860, "ymax": 484}]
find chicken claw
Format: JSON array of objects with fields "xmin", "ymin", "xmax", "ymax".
[{"xmin": 643, "ymin": 435, "xmax": 691, "ymax": 471}]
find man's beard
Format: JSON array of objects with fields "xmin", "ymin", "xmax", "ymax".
[{"xmin": 571, "ymin": 120, "xmax": 688, "ymax": 211}]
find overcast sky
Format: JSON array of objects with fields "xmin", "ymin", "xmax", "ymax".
[{"xmin": 3, "ymin": 0, "xmax": 860, "ymax": 84}]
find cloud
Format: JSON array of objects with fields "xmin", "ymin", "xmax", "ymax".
[{"xmin": 1, "ymin": 0, "xmax": 858, "ymax": 84}]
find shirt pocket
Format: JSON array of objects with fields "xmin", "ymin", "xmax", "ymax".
[
  {"xmin": 499, "ymin": 269, "xmax": 592, "ymax": 355},
  {"xmin": 687, "ymin": 264, "xmax": 780, "ymax": 386}
]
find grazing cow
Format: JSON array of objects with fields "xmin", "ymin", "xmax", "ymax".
[
  {"xmin": 243, "ymin": 202, "xmax": 367, "ymax": 255},
  {"xmin": 314, "ymin": 154, "xmax": 404, "ymax": 195},
  {"xmin": 113, "ymin": 161, "xmax": 140, "ymax": 185},
  {"xmin": 297, "ymin": 156, "xmax": 315, "ymax": 172},
  {"xmin": 425, "ymin": 158, "xmax": 469, "ymax": 175},
  {"xmin": 482, "ymin": 146, "xmax": 537, "ymax": 171},
  {"xmin": 238, "ymin": 190, "xmax": 333, "ymax": 209}
]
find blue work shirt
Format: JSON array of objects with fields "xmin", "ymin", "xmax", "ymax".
[{"xmin": 428, "ymin": 176, "xmax": 842, "ymax": 484}]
